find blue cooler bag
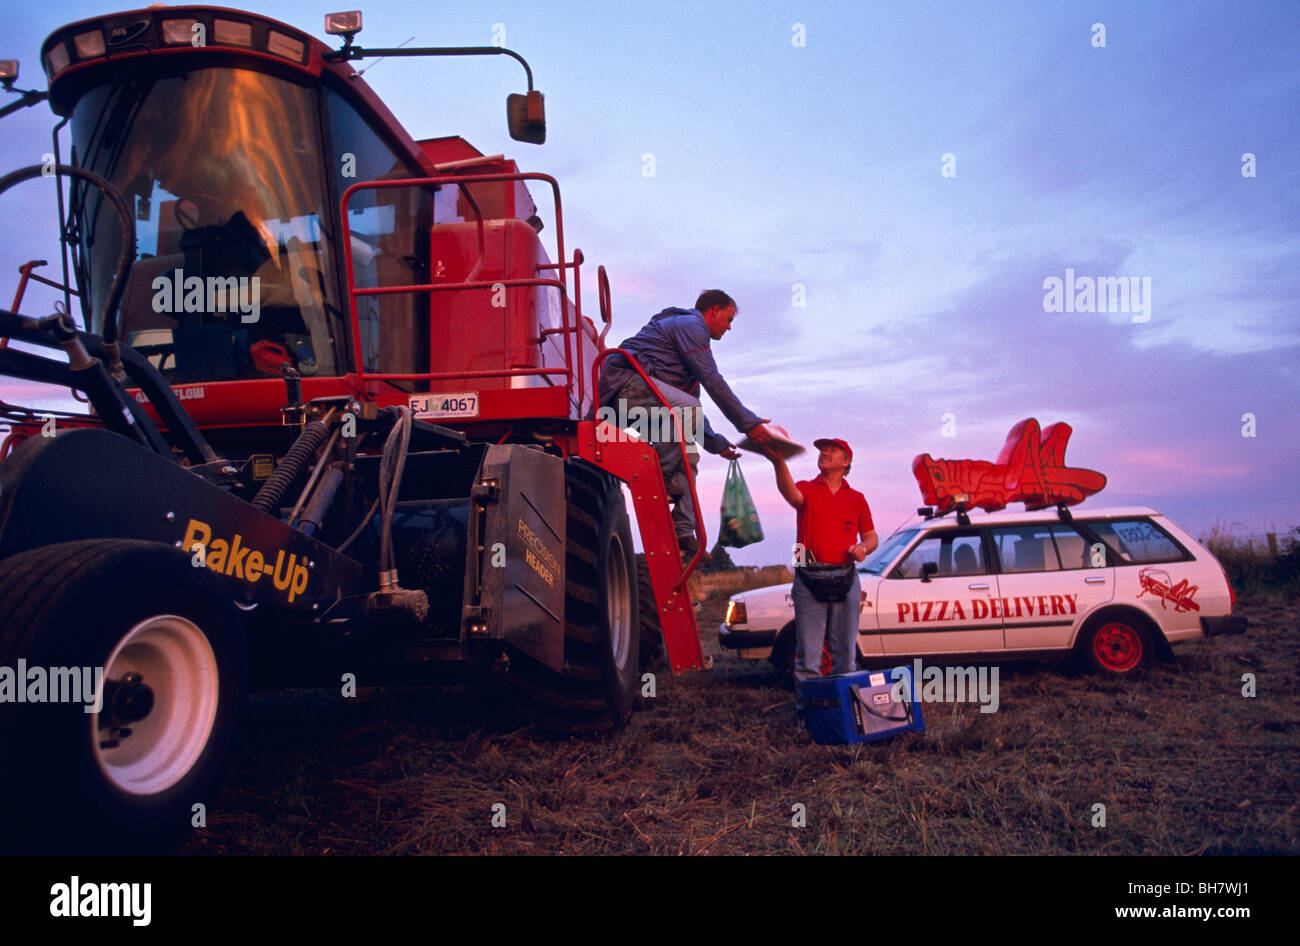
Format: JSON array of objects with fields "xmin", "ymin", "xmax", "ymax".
[{"xmin": 803, "ymin": 666, "xmax": 925, "ymax": 745}]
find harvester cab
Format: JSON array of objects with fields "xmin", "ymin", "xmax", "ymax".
[{"xmin": 0, "ymin": 7, "xmax": 709, "ymax": 852}]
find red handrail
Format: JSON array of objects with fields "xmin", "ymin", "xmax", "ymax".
[{"xmin": 339, "ymin": 173, "xmax": 588, "ymax": 413}]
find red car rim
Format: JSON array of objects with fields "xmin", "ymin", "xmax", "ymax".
[{"xmin": 1093, "ymin": 621, "xmax": 1142, "ymax": 672}]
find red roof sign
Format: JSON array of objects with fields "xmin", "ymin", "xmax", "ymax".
[{"xmin": 912, "ymin": 418, "xmax": 1106, "ymax": 514}]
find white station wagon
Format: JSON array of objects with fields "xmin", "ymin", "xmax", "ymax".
[{"xmin": 718, "ymin": 506, "xmax": 1247, "ymax": 676}]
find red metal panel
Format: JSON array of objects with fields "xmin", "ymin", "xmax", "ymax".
[
  {"xmin": 427, "ymin": 219, "xmax": 543, "ymax": 387},
  {"xmin": 127, "ymin": 375, "xmax": 571, "ymax": 430}
]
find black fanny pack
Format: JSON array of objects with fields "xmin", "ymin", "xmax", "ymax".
[{"xmin": 795, "ymin": 563, "xmax": 857, "ymax": 603}]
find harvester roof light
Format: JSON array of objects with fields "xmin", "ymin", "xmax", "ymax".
[
  {"xmin": 0, "ymin": 60, "xmax": 17, "ymax": 87},
  {"xmin": 267, "ymin": 31, "xmax": 306, "ymax": 63},
  {"xmin": 325, "ymin": 11, "xmax": 363, "ymax": 37},
  {"xmin": 44, "ymin": 42, "xmax": 69, "ymax": 79},
  {"xmin": 160, "ymin": 18, "xmax": 199, "ymax": 45},
  {"xmin": 213, "ymin": 19, "xmax": 253, "ymax": 48},
  {"xmin": 73, "ymin": 31, "xmax": 106, "ymax": 60}
]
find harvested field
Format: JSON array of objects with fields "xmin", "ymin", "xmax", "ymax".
[{"xmin": 179, "ymin": 577, "xmax": 1299, "ymax": 855}]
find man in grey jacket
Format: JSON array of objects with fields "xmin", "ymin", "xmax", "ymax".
[{"xmin": 597, "ymin": 289, "xmax": 775, "ymax": 556}]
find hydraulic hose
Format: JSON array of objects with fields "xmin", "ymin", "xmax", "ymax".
[
  {"xmin": 252, "ymin": 419, "xmax": 332, "ymax": 515},
  {"xmin": 377, "ymin": 407, "xmax": 412, "ymax": 584},
  {"xmin": 0, "ymin": 164, "xmax": 136, "ymax": 356}
]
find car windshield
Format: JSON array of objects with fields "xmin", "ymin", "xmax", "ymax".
[
  {"xmin": 69, "ymin": 65, "xmax": 344, "ymax": 382},
  {"xmin": 859, "ymin": 529, "xmax": 918, "ymax": 575}
]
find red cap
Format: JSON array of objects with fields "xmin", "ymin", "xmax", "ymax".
[{"xmin": 813, "ymin": 438, "xmax": 853, "ymax": 462}]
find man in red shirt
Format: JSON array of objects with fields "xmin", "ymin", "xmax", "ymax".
[{"xmin": 766, "ymin": 438, "xmax": 878, "ymax": 707}]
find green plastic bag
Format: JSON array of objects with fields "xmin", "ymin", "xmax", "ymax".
[{"xmin": 719, "ymin": 460, "xmax": 764, "ymax": 548}]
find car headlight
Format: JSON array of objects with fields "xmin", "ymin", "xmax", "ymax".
[{"xmin": 724, "ymin": 600, "xmax": 747, "ymax": 626}]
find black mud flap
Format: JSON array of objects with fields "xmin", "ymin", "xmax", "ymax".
[{"xmin": 466, "ymin": 444, "xmax": 566, "ymax": 672}]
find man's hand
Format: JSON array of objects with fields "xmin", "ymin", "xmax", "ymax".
[
  {"xmin": 849, "ymin": 543, "xmax": 869, "ymax": 563},
  {"xmin": 719, "ymin": 445, "xmax": 741, "ymax": 460},
  {"xmin": 746, "ymin": 420, "xmax": 776, "ymax": 444}
]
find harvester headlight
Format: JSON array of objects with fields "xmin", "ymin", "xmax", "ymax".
[
  {"xmin": 73, "ymin": 31, "xmax": 106, "ymax": 59},
  {"xmin": 161, "ymin": 19, "xmax": 199, "ymax": 45},
  {"xmin": 214, "ymin": 19, "xmax": 253, "ymax": 48},
  {"xmin": 267, "ymin": 31, "xmax": 305, "ymax": 63},
  {"xmin": 0, "ymin": 60, "xmax": 17, "ymax": 87},
  {"xmin": 44, "ymin": 42, "xmax": 69, "ymax": 79},
  {"xmin": 325, "ymin": 11, "xmax": 363, "ymax": 36}
]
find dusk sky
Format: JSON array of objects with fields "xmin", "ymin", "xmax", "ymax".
[{"xmin": 1, "ymin": 0, "xmax": 1296, "ymax": 565}]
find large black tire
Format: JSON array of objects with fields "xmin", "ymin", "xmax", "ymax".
[
  {"xmin": 636, "ymin": 555, "xmax": 667, "ymax": 672},
  {"xmin": 0, "ymin": 539, "xmax": 247, "ymax": 854},
  {"xmin": 532, "ymin": 462, "xmax": 639, "ymax": 732}
]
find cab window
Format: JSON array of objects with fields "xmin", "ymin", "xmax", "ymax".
[
  {"xmin": 891, "ymin": 530, "xmax": 986, "ymax": 579},
  {"xmin": 324, "ymin": 87, "xmax": 432, "ymax": 385}
]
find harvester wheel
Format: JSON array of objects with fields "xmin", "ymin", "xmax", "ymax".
[
  {"xmin": 636, "ymin": 556, "xmax": 666, "ymax": 672},
  {"xmin": 534, "ymin": 462, "xmax": 639, "ymax": 732},
  {"xmin": 0, "ymin": 539, "xmax": 247, "ymax": 854}
]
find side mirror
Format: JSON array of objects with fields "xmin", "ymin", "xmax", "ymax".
[
  {"xmin": 507, "ymin": 90, "xmax": 546, "ymax": 144},
  {"xmin": 920, "ymin": 561, "xmax": 938, "ymax": 583}
]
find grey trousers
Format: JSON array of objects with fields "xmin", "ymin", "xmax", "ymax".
[{"xmin": 792, "ymin": 567, "xmax": 862, "ymax": 697}]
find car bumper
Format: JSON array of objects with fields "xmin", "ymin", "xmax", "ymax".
[
  {"xmin": 1200, "ymin": 615, "xmax": 1248, "ymax": 636},
  {"xmin": 717, "ymin": 623, "xmax": 777, "ymax": 650}
]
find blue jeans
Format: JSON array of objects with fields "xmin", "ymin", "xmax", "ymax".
[{"xmin": 792, "ymin": 568, "xmax": 861, "ymax": 699}]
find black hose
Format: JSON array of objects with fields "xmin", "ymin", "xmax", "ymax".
[
  {"xmin": 0, "ymin": 164, "xmax": 135, "ymax": 347},
  {"xmin": 252, "ymin": 420, "xmax": 331, "ymax": 515}
]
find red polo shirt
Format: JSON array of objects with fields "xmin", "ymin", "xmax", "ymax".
[{"xmin": 796, "ymin": 476, "xmax": 874, "ymax": 564}]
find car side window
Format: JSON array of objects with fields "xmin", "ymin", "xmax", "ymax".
[
  {"xmin": 892, "ymin": 530, "xmax": 986, "ymax": 578},
  {"xmin": 992, "ymin": 525, "xmax": 1061, "ymax": 573},
  {"xmin": 1084, "ymin": 518, "xmax": 1189, "ymax": 564},
  {"xmin": 1049, "ymin": 523, "xmax": 1095, "ymax": 570}
]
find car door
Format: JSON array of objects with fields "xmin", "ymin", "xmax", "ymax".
[
  {"xmin": 989, "ymin": 520, "xmax": 1114, "ymax": 651},
  {"xmin": 874, "ymin": 527, "xmax": 1005, "ymax": 656}
]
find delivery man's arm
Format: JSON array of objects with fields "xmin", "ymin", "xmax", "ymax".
[{"xmin": 765, "ymin": 449, "xmax": 804, "ymax": 509}]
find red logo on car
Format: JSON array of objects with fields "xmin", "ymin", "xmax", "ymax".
[{"xmin": 1137, "ymin": 567, "xmax": 1200, "ymax": 612}]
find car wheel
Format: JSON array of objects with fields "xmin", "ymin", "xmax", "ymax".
[
  {"xmin": 0, "ymin": 539, "xmax": 247, "ymax": 854},
  {"xmin": 1080, "ymin": 614, "xmax": 1153, "ymax": 676}
]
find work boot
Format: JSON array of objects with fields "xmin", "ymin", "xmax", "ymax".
[{"xmin": 677, "ymin": 535, "xmax": 711, "ymax": 565}]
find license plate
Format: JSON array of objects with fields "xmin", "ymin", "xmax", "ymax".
[{"xmin": 409, "ymin": 392, "xmax": 479, "ymax": 420}]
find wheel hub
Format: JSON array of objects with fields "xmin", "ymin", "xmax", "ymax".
[
  {"xmin": 1094, "ymin": 622, "xmax": 1141, "ymax": 672},
  {"xmin": 92, "ymin": 615, "xmax": 220, "ymax": 796}
]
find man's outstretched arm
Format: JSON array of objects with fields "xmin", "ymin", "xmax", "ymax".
[{"xmin": 765, "ymin": 448, "xmax": 804, "ymax": 509}]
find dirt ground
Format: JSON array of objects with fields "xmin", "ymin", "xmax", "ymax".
[{"xmin": 179, "ymin": 585, "xmax": 1299, "ymax": 855}]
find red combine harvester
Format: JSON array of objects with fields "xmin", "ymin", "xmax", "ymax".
[{"xmin": 0, "ymin": 6, "xmax": 708, "ymax": 852}]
